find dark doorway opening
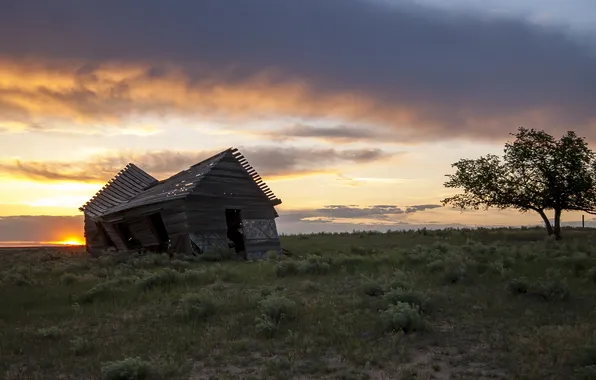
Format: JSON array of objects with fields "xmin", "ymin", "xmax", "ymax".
[
  {"xmin": 115, "ymin": 222, "xmax": 141, "ymax": 250},
  {"xmin": 95, "ymin": 222, "xmax": 116, "ymax": 248},
  {"xmin": 225, "ymin": 209, "xmax": 246, "ymax": 259},
  {"xmin": 148, "ymin": 213, "xmax": 170, "ymax": 252}
]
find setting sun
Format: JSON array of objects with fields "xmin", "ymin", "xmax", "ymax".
[{"xmin": 58, "ymin": 237, "xmax": 85, "ymax": 246}]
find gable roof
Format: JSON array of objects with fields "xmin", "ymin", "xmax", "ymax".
[
  {"xmin": 79, "ymin": 163, "xmax": 158, "ymax": 218},
  {"xmin": 96, "ymin": 147, "xmax": 281, "ymax": 216}
]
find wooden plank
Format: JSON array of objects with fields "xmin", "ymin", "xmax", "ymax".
[
  {"xmin": 121, "ymin": 168, "xmax": 153, "ymax": 189},
  {"xmin": 127, "ymin": 164, "xmax": 157, "ymax": 184},
  {"xmin": 106, "ymin": 179, "xmax": 136, "ymax": 198},
  {"xmin": 98, "ymin": 182, "xmax": 132, "ymax": 201},
  {"xmin": 113, "ymin": 175, "xmax": 144, "ymax": 193}
]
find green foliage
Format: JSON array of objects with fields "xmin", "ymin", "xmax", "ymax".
[
  {"xmin": 383, "ymin": 287, "xmax": 432, "ymax": 313},
  {"xmin": 70, "ymin": 337, "xmax": 92, "ymax": 356},
  {"xmin": 275, "ymin": 256, "xmax": 333, "ymax": 277},
  {"xmin": 101, "ymin": 357, "xmax": 154, "ymax": 380},
  {"xmin": 3, "ymin": 228, "xmax": 596, "ymax": 379},
  {"xmin": 297, "ymin": 255, "xmax": 332, "ymax": 274},
  {"xmin": 507, "ymin": 276, "xmax": 571, "ymax": 301},
  {"xmin": 574, "ymin": 365, "xmax": 596, "ymax": 380},
  {"xmin": 379, "ymin": 302, "xmax": 426, "ymax": 333},
  {"xmin": 258, "ymin": 295, "xmax": 297, "ymax": 324},
  {"xmin": 36, "ymin": 326, "xmax": 61, "ymax": 339},
  {"xmin": 136, "ymin": 269, "xmax": 180, "ymax": 291},
  {"xmin": 135, "ymin": 269, "xmax": 209, "ymax": 291},
  {"xmin": 442, "ymin": 127, "xmax": 596, "ymax": 239},
  {"xmin": 275, "ymin": 261, "xmax": 299, "ymax": 277},
  {"xmin": 174, "ymin": 293, "xmax": 216, "ymax": 321},
  {"xmin": 77, "ymin": 277, "xmax": 139, "ymax": 303},
  {"xmin": 255, "ymin": 294, "xmax": 298, "ymax": 338},
  {"xmin": 361, "ymin": 278, "xmax": 385, "ymax": 296},
  {"xmin": 507, "ymin": 277, "xmax": 530, "ymax": 295},
  {"xmin": 588, "ymin": 267, "xmax": 596, "ymax": 284},
  {"xmin": 60, "ymin": 273, "xmax": 79, "ymax": 285},
  {"xmin": 579, "ymin": 343, "xmax": 596, "ymax": 366}
]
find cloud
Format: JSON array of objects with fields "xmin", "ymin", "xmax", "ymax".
[
  {"xmin": 0, "ymin": 0, "xmax": 595, "ymax": 141},
  {"xmin": 0, "ymin": 146, "xmax": 395, "ymax": 183},
  {"xmin": 0, "ymin": 215, "xmax": 83, "ymax": 243},
  {"xmin": 280, "ymin": 204, "xmax": 444, "ymax": 223},
  {"xmin": 254, "ymin": 124, "xmax": 398, "ymax": 144},
  {"xmin": 405, "ymin": 204, "xmax": 443, "ymax": 213}
]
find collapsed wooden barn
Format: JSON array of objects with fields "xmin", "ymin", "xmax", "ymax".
[{"xmin": 79, "ymin": 148, "xmax": 283, "ymax": 260}]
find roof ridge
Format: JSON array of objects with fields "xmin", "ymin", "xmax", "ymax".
[{"xmin": 100, "ymin": 148, "xmax": 232, "ymax": 216}]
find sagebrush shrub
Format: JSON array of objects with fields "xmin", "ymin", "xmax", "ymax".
[
  {"xmin": 361, "ymin": 278, "xmax": 385, "ymax": 296},
  {"xmin": 255, "ymin": 314, "xmax": 278, "ymax": 338},
  {"xmin": 275, "ymin": 261, "xmax": 298, "ymax": 277},
  {"xmin": 298, "ymin": 255, "xmax": 333, "ymax": 275},
  {"xmin": 70, "ymin": 337, "xmax": 92, "ymax": 356},
  {"xmin": 580, "ymin": 343, "xmax": 596, "ymax": 366},
  {"xmin": 259, "ymin": 295, "xmax": 297, "ymax": 324},
  {"xmin": 36, "ymin": 326, "xmax": 61, "ymax": 339},
  {"xmin": 380, "ymin": 302, "xmax": 426, "ymax": 333},
  {"xmin": 507, "ymin": 277, "xmax": 530, "ymax": 295},
  {"xmin": 169, "ymin": 259, "xmax": 190, "ymax": 270},
  {"xmin": 535, "ymin": 279, "xmax": 571, "ymax": 301},
  {"xmin": 383, "ymin": 287, "xmax": 432, "ymax": 313},
  {"xmin": 8, "ymin": 272, "xmax": 33, "ymax": 286},
  {"xmin": 78, "ymin": 282, "xmax": 118, "ymax": 303},
  {"xmin": 301, "ymin": 280, "xmax": 320, "ymax": 292},
  {"xmin": 442, "ymin": 264, "xmax": 467, "ymax": 284},
  {"xmin": 508, "ymin": 276, "xmax": 571, "ymax": 301},
  {"xmin": 574, "ymin": 365, "xmax": 596, "ymax": 380},
  {"xmin": 101, "ymin": 357, "xmax": 153, "ymax": 380},
  {"xmin": 60, "ymin": 273, "xmax": 79, "ymax": 285},
  {"xmin": 136, "ymin": 269, "xmax": 180, "ymax": 291},
  {"xmin": 136, "ymin": 269, "xmax": 207, "ymax": 291},
  {"xmin": 386, "ymin": 270, "xmax": 411, "ymax": 290},
  {"xmin": 351, "ymin": 245, "xmax": 375, "ymax": 255},
  {"xmin": 174, "ymin": 293, "xmax": 216, "ymax": 321},
  {"xmin": 588, "ymin": 267, "xmax": 596, "ymax": 284}
]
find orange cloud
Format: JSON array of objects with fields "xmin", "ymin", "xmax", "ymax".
[
  {"xmin": 0, "ymin": 146, "xmax": 394, "ymax": 183},
  {"xmin": 2, "ymin": 58, "xmax": 583, "ymax": 144}
]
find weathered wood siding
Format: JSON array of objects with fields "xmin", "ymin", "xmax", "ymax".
[
  {"xmin": 98, "ymin": 199, "xmax": 190, "ymax": 253},
  {"xmin": 84, "ymin": 214, "xmax": 106, "ymax": 254},
  {"xmin": 185, "ymin": 151, "xmax": 282, "ymax": 257},
  {"xmin": 101, "ymin": 222, "xmax": 129, "ymax": 251},
  {"xmin": 127, "ymin": 217, "xmax": 159, "ymax": 247}
]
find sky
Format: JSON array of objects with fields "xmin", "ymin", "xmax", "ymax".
[{"xmin": 1, "ymin": 0, "xmax": 596, "ymax": 245}]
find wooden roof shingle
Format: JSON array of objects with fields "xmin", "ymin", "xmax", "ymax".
[
  {"xmin": 78, "ymin": 163, "xmax": 158, "ymax": 218},
  {"xmin": 81, "ymin": 147, "xmax": 282, "ymax": 218},
  {"xmin": 102, "ymin": 149, "xmax": 230, "ymax": 215}
]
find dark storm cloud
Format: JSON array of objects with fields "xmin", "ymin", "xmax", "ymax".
[
  {"xmin": 0, "ymin": 0, "xmax": 595, "ymax": 139},
  {"xmin": 0, "ymin": 147, "xmax": 393, "ymax": 182}
]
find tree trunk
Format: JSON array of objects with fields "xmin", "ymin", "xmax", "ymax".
[
  {"xmin": 553, "ymin": 208, "xmax": 562, "ymax": 240},
  {"xmin": 536, "ymin": 209, "xmax": 554, "ymax": 236}
]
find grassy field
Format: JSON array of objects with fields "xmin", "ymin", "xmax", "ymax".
[{"xmin": 2, "ymin": 227, "xmax": 596, "ymax": 380}]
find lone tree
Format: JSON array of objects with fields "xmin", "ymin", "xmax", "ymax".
[{"xmin": 442, "ymin": 127, "xmax": 596, "ymax": 239}]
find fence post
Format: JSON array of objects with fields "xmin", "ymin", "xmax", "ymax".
[{"xmin": 582, "ymin": 214, "xmax": 585, "ymax": 228}]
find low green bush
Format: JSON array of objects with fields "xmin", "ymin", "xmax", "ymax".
[
  {"xmin": 174, "ymin": 293, "xmax": 216, "ymax": 322},
  {"xmin": 101, "ymin": 357, "xmax": 154, "ymax": 380},
  {"xmin": 379, "ymin": 302, "xmax": 426, "ymax": 333}
]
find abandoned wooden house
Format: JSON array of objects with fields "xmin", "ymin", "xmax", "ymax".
[{"xmin": 78, "ymin": 148, "xmax": 283, "ymax": 260}]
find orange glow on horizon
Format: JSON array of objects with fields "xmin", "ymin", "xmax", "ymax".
[{"xmin": 57, "ymin": 237, "xmax": 85, "ymax": 246}]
